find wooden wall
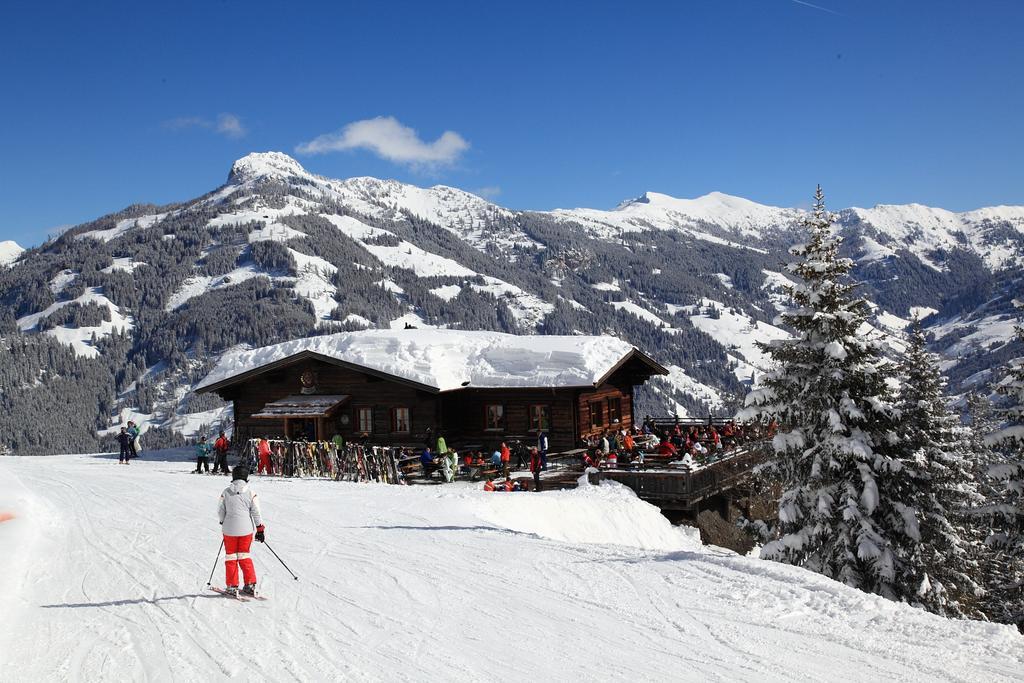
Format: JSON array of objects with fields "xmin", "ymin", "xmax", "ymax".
[
  {"xmin": 219, "ymin": 357, "xmax": 645, "ymax": 452},
  {"xmin": 224, "ymin": 359, "xmax": 437, "ymax": 447},
  {"xmin": 576, "ymin": 379, "xmax": 634, "ymax": 441},
  {"xmin": 438, "ymin": 388, "xmax": 579, "ymax": 453}
]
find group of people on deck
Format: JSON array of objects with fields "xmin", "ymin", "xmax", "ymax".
[
  {"xmin": 419, "ymin": 434, "xmax": 462, "ymax": 483},
  {"xmin": 581, "ymin": 418, "xmax": 775, "ymax": 471},
  {"xmin": 415, "ymin": 432, "xmax": 549, "ymax": 492}
]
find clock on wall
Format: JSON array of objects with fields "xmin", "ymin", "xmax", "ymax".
[
  {"xmin": 300, "ymin": 369, "xmax": 317, "ymax": 394},
  {"xmin": 340, "ymin": 414, "xmax": 350, "ymax": 425}
]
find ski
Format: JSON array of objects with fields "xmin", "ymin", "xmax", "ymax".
[{"xmin": 210, "ymin": 586, "xmax": 267, "ymax": 601}]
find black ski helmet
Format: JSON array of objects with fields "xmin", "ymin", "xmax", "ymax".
[{"xmin": 232, "ymin": 465, "xmax": 249, "ymax": 482}]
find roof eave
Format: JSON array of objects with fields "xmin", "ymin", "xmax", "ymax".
[{"xmin": 593, "ymin": 348, "xmax": 670, "ymax": 387}]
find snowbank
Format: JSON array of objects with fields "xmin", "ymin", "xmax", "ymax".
[{"xmin": 463, "ymin": 479, "xmax": 702, "ymax": 552}]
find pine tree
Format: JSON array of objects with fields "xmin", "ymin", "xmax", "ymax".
[
  {"xmin": 978, "ymin": 303, "xmax": 1024, "ymax": 628},
  {"xmin": 895, "ymin": 320, "xmax": 982, "ymax": 616},
  {"xmin": 964, "ymin": 390, "xmax": 1006, "ymax": 620},
  {"xmin": 742, "ymin": 186, "xmax": 917, "ymax": 599}
]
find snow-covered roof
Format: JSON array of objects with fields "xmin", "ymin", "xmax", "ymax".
[{"xmin": 196, "ymin": 329, "xmax": 664, "ymax": 394}]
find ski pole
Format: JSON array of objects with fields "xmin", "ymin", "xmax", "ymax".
[
  {"xmin": 206, "ymin": 540, "xmax": 224, "ymax": 586},
  {"xmin": 262, "ymin": 541, "xmax": 299, "ymax": 580}
]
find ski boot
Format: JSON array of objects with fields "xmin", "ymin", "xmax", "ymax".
[
  {"xmin": 224, "ymin": 585, "xmax": 240, "ymax": 597},
  {"xmin": 241, "ymin": 583, "xmax": 257, "ymax": 597}
]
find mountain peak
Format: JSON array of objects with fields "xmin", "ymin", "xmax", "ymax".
[
  {"xmin": 0, "ymin": 240, "xmax": 25, "ymax": 267},
  {"xmin": 228, "ymin": 152, "xmax": 310, "ymax": 184}
]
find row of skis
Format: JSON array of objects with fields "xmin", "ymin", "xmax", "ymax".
[{"xmin": 240, "ymin": 439, "xmax": 406, "ymax": 484}]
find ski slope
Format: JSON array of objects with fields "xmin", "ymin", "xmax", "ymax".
[{"xmin": 1, "ymin": 452, "xmax": 1021, "ymax": 682}]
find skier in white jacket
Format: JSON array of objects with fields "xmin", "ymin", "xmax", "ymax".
[{"xmin": 217, "ymin": 465, "xmax": 265, "ymax": 596}]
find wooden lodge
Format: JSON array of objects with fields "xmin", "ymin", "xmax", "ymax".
[{"xmin": 196, "ymin": 329, "xmax": 668, "ymax": 453}]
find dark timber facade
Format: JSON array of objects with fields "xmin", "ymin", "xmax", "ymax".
[{"xmin": 198, "ymin": 349, "xmax": 666, "ymax": 453}]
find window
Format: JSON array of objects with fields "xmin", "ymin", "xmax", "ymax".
[
  {"xmin": 529, "ymin": 405, "xmax": 550, "ymax": 432},
  {"xmin": 391, "ymin": 407, "xmax": 410, "ymax": 434},
  {"xmin": 607, "ymin": 398, "xmax": 622, "ymax": 424},
  {"xmin": 485, "ymin": 404, "xmax": 505, "ymax": 430},
  {"xmin": 357, "ymin": 407, "xmax": 373, "ymax": 434},
  {"xmin": 589, "ymin": 401, "xmax": 604, "ymax": 428}
]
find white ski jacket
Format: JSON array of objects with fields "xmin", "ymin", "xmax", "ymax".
[{"xmin": 218, "ymin": 480, "xmax": 264, "ymax": 537}]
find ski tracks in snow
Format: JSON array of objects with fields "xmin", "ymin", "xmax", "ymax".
[{"xmin": 1, "ymin": 453, "xmax": 1023, "ymax": 682}]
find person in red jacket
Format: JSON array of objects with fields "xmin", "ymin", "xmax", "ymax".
[
  {"xmin": 257, "ymin": 437, "xmax": 273, "ymax": 475},
  {"xmin": 529, "ymin": 447, "xmax": 543, "ymax": 492},
  {"xmin": 656, "ymin": 437, "xmax": 677, "ymax": 456},
  {"xmin": 213, "ymin": 431, "xmax": 232, "ymax": 475},
  {"xmin": 499, "ymin": 442, "xmax": 511, "ymax": 476},
  {"xmin": 483, "ymin": 479, "xmax": 496, "ymax": 492},
  {"xmin": 502, "ymin": 476, "xmax": 515, "ymax": 492}
]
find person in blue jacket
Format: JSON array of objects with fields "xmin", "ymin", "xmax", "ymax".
[
  {"xmin": 195, "ymin": 436, "xmax": 212, "ymax": 474},
  {"xmin": 537, "ymin": 431, "xmax": 549, "ymax": 470},
  {"xmin": 126, "ymin": 421, "xmax": 141, "ymax": 458},
  {"xmin": 420, "ymin": 447, "xmax": 435, "ymax": 477}
]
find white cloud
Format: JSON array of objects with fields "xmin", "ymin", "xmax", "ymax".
[
  {"xmin": 215, "ymin": 113, "xmax": 247, "ymax": 139},
  {"xmin": 473, "ymin": 186, "xmax": 502, "ymax": 200},
  {"xmin": 295, "ymin": 116, "xmax": 469, "ymax": 168},
  {"xmin": 163, "ymin": 113, "xmax": 247, "ymax": 139}
]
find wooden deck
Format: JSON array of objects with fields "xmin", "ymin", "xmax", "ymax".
[{"xmin": 585, "ymin": 444, "xmax": 770, "ymax": 513}]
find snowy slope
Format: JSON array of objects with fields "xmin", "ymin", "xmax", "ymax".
[
  {"xmin": 15, "ymin": 287, "xmax": 134, "ymax": 359},
  {"xmin": 0, "ymin": 240, "xmax": 25, "ymax": 267},
  {"xmin": 684, "ymin": 299, "xmax": 790, "ymax": 383},
  {"xmin": 2, "ymin": 452, "xmax": 1021, "ymax": 682}
]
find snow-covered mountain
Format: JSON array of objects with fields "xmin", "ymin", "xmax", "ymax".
[
  {"xmin": 553, "ymin": 190, "xmax": 804, "ymax": 245},
  {"xmin": 0, "ymin": 240, "xmax": 24, "ymax": 267},
  {"xmin": 1, "ymin": 151, "xmax": 1021, "ymax": 453},
  {"xmin": 842, "ymin": 203, "xmax": 1024, "ymax": 270},
  {"xmin": 226, "ymin": 151, "xmax": 539, "ymax": 256}
]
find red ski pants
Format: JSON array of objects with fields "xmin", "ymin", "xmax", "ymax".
[
  {"xmin": 224, "ymin": 534, "xmax": 256, "ymax": 587},
  {"xmin": 258, "ymin": 454, "xmax": 273, "ymax": 475}
]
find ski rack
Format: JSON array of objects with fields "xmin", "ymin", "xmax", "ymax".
[{"xmin": 242, "ymin": 439, "xmax": 407, "ymax": 484}]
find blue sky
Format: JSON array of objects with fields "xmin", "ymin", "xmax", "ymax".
[{"xmin": 2, "ymin": 0, "xmax": 1022, "ymax": 246}]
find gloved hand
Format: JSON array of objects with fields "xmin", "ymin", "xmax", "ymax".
[{"xmin": 255, "ymin": 525, "xmax": 265, "ymax": 543}]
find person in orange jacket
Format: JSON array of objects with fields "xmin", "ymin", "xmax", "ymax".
[
  {"xmin": 499, "ymin": 442, "xmax": 511, "ymax": 476},
  {"xmin": 483, "ymin": 479, "xmax": 496, "ymax": 492},
  {"xmin": 623, "ymin": 432, "xmax": 635, "ymax": 453},
  {"xmin": 502, "ymin": 476, "xmax": 515, "ymax": 492}
]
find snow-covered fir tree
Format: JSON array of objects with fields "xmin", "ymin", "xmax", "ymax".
[
  {"xmin": 966, "ymin": 391, "xmax": 998, "ymax": 478},
  {"xmin": 978, "ymin": 302, "xmax": 1024, "ymax": 628},
  {"xmin": 743, "ymin": 186, "xmax": 919, "ymax": 601},
  {"xmin": 894, "ymin": 320, "xmax": 982, "ymax": 616},
  {"xmin": 964, "ymin": 389, "xmax": 1010, "ymax": 623}
]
